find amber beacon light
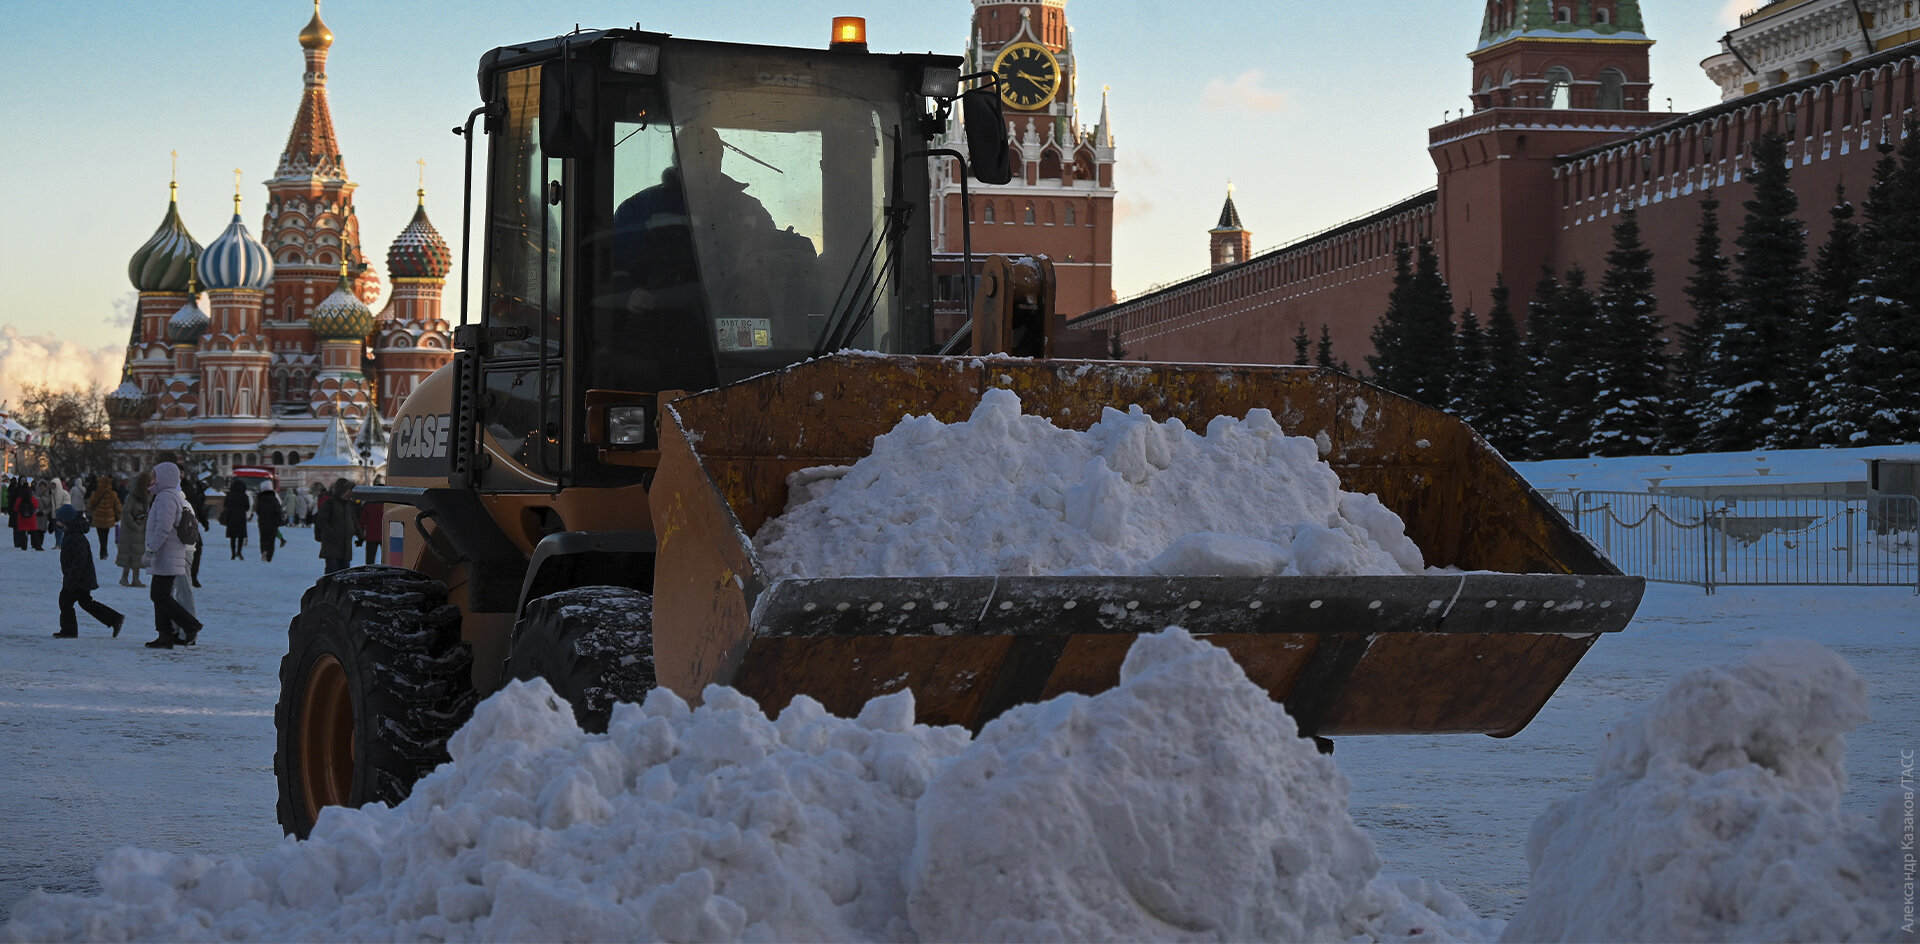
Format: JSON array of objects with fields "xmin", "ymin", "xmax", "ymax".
[{"xmin": 830, "ymin": 16, "xmax": 867, "ymax": 50}]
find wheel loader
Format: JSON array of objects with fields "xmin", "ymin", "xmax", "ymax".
[{"xmin": 274, "ymin": 20, "xmax": 1644, "ymax": 838}]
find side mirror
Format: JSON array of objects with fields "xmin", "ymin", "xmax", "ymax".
[
  {"xmin": 540, "ymin": 57, "xmax": 598, "ymax": 159},
  {"xmin": 962, "ymin": 86, "xmax": 1013, "ymax": 184}
]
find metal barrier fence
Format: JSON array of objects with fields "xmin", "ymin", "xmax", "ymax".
[{"xmin": 1536, "ymin": 489, "xmax": 1920, "ymax": 593}]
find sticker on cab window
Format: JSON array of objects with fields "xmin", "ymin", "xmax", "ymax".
[{"xmin": 715, "ymin": 318, "xmax": 773, "ymax": 352}]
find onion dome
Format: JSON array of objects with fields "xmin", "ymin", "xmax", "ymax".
[
  {"xmin": 128, "ymin": 182, "xmax": 202, "ymax": 292},
  {"xmin": 105, "ymin": 375, "xmax": 154, "ymax": 419},
  {"xmin": 166, "ymin": 296, "xmax": 209, "ymax": 345},
  {"xmin": 310, "ymin": 263, "xmax": 375, "ymax": 340},
  {"xmin": 299, "ymin": 0, "xmax": 333, "ymax": 50},
  {"xmin": 197, "ymin": 192, "xmax": 274, "ymax": 291},
  {"xmin": 386, "ymin": 191, "xmax": 452, "ymax": 279}
]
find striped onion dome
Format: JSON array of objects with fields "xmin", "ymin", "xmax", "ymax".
[
  {"xmin": 386, "ymin": 193, "xmax": 451, "ymax": 279},
  {"xmin": 105, "ymin": 376, "xmax": 153, "ymax": 418},
  {"xmin": 310, "ymin": 267, "xmax": 375, "ymax": 340},
  {"xmin": 127, "ymin": 184, "xmax": 202, "ymax": 292},
  {"xmin": 196, "ymin": 194, "xmax": 274, "ymax": 292},
  {"xmin": 166, "ymin": 296, "xmax": 209, "ymax": 344}
]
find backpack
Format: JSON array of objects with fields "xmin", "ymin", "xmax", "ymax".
[{"xmin": 174, "ymin": 499, "xmax": 202, "ymax": 546}]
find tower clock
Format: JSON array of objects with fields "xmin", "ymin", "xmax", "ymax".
[{"xmin": 991, "ymin": 41, "xmax": 1061, "ymax": 110}]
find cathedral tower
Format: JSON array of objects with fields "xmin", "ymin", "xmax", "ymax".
[
  {"xmin": 125, "ymin": 180, "xmax": 201, "ymax": 411},
  {"xmin": 193, "ymin": 188, "xmax": 277, "ymax": 450},
  {"xmin": 263, "ymin": 0, "xmax": 379, "ymax": 413},
  {"xmin": 308, "ymin": 261, "xmax": 377, "ymax": 420},
  {"xmin": 933, "ymin": 0, "xmax": 1116, "ymax": 319},
  {"xmin": 372, "ymin": 184, "xmax": 455, "ymax": 418}
]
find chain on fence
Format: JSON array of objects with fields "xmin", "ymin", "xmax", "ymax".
[{"xmin": 1549, "ymin": 490, "xmax": 1919, "ymax": 593}]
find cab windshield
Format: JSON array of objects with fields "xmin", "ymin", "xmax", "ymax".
[{"xmin": 586, "ymin": 42, "xmax": 936, "ymax": 391}]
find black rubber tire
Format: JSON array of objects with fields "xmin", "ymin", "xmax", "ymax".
[
  {"xmin": 274, "ymin": 566, "xmax": 476, "ymax": 838},
  {"xmin": 503, "ymin": 586, "xmax": 657, "ymax": 733}
]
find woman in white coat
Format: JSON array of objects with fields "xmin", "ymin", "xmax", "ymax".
[{"xmin": 141, "ymin": 461, "xmax": 203, "ymax": 649}]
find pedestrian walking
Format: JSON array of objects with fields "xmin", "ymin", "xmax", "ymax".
[
  {"xmin": 30, "ymin": 479, "xmax": 52, "ymax": 550},
  {"xmin": 47, "ymin": 479, "xmax": 69, "ymax": 547},
  {"xmin": 183, "ymin": 474, "xmax": 208, "ymax": 587},
  {"xmin": 256, "ymin": 486, "xmax": 283, "ymax": 563},
  {"xmin": 358, "ymin": 495, "xmax": 383, "ymax": 566},
  {"xmin": 220, "ymin": 480, "xmax": 250, "ymax": 560},
  {"xmin": 87, "ymin": 475, "xmax": 120, "ymax": 560},
  {"xmin": 116, "ymin": 472, "xmax": 149, "ymax": 587},
  {"xmin": 7, "ymin": 477, "xmax": 33, "ymax": 550},
  {"xmin": 53, "ymin": 505, "xmax": 125, "ymax": 639},
  {"xmin": 314, "ymin": 478, "xmax": 357, "ymax": 574},
  {"xmin": 141, "ymin": 461, "xmax": 203, "ymax": 649}
]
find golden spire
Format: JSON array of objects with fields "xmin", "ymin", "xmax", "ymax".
[
  {"xmin": 299, "ymin": 0, "xmax": 334, "ymax": 50},
  {"xmin": 169, "ymin": 150, "xmax": 179, "ymax": 201},
  {"xmin": 232, "ymin": 168, "xmax": 244, "ymax": 215},
  {"xmin": 417, "ymin": 158, "xmax": 427, "ymax": 204}
]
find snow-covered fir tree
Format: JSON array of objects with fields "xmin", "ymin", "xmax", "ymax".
[
  {"xmin": 1706, "ymin": 132, "xmax": 1808, "ymax": 451},
  {"xmin": 1849, "ymin": 119, "xmax": 1920, "ymax": 444},
  {"xmin": 1803, "ymin": 186, "xmax": 1872, "ymax": 446},
  {"xmin": 1590, "ymin": 209, "xmax": 1669, "ymax": 456},
  {"xmin": 1527, "ymin": 267, "xmax": 1603, "ymax": 458},
  {"xmin": 1667, "ymin": 192, "xmax": 1732, "ymax": 453},
  {"xmin": 1449, "ymin": 306, "xmax": 1488, "ymax": 428}
]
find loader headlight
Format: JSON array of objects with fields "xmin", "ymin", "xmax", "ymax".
[
  {"xmin": 610, "ymin": 42, "xmax": 660, "ymax": 76},
  {"xmin": 608, "ymin": 405, "xmax": 650, "ymax": 445},
  {"xmin": 919, "ymin": 66, "xmax": 961, "ymax": 99}
]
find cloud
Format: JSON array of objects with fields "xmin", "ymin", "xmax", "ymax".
[
  {"xmin": 1719, "ymin": 0, "xmax": 1749, "ymax": 27},
  {"xmin": 1200, "ymin": 70, "xmax": 1290, "ymax": 113},
  {"xmin": 0, "ymin": 324, "xmax": 125, "ymax": 409},
  {"xmin": 104, "ymin": 291, "xmax": 139, "ymax": 330}
]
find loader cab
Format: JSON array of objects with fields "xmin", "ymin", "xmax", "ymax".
[{"xmin": 472, "ymin": 31, "xmax": 972, "ymax": 488}]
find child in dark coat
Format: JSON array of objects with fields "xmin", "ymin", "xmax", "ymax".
[{"xmin": 55, "ymin": 505, "xmax": 125, "ymax": 638}]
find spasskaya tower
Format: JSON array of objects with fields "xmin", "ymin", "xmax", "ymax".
[{"xmin": 932, "ymin": 0, "xmax": 1116, "ymax": 320}]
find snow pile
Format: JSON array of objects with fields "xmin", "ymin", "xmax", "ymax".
[
  {"xmin": 1502, "ymin": 638, "xmax": 1902, "ymax": 943},
  {"xmin": 1, "ymin": 630, "xmax": 1493, "ymax": 943},
  {"xmin": 754, "ymin": 387, "xmax": 1426, "ymax": 579}
]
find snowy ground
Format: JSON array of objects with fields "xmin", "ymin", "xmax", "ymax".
[{"xmin": 1, "ymin": 523, "xmax": 1911, "ymax": 933}]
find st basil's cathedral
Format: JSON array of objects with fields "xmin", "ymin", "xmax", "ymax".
[{"xmin": 106, "ymin": 2, "xmax": 453, "ymax": 485}]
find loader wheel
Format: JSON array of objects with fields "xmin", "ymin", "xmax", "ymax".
[
  {"xmin": 504, "ymin": 586, "xmax": 656, "ymax": 733},
  {"xmin": 274, "ymin": 567, "xmax": 476, "ymax": 838}
]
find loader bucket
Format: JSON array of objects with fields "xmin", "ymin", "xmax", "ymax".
[{"xmin": 649, "ymin": 354, "xmax": 1641, "ymax": 737}]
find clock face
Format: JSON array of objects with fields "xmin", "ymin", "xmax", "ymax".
[{"xmin": 991, "ymin": 42, "xmax": 1061, "ymax": 111}]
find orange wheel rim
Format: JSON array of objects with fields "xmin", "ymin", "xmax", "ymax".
[{"xmin": 296, "ymin": 652, "xmax": 354, "ymax": 826}]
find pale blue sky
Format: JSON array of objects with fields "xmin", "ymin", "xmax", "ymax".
[{"xmin": 0, "ymin": 0, "xmax": 1743, "ymax": 389}]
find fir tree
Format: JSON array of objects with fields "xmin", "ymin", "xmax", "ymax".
[
  {"xmin": 1316, "ymin": 325, "xmax": 1338, "ymax": 370},
  {"xmin": 1590, "ymin": 209, "xmax": 1668, "ymax": 457},
  {"xmin": 1667, "ymin": 192, "xmax": 1732, "ymax": 454},
  {"xmin": 1546, "ymin": 268, "xmax": 1605, "ymax": 456},
  {"xmin": 1292, "ymin": 323, "xmax": 1312, "ymax": 365},
  {"xmin": 1478, "ymin": 275, "xmax": 1533, "ymax": 458},
  {"xmin": 1803, "ymin": 186, "xmax": 1872, "ymax": 446},
  {"xmin": 1449, "ymin": 306, "xmax": 1487, "ymax": 427},
  {"xmin": 1367, "ymin": 241, "xmax": 1456, "ymax": 406},
  {"xmin": 1522, "ymin": 268, "xmax": 1565, "ymax": 459},
  {"xmin": 1850, "ymin": 119, "xmax": 1920, "ymax": 444},
  {"xmin": 1706, "ymin": 132, "xmax": 1808, "ymax": 450}
]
